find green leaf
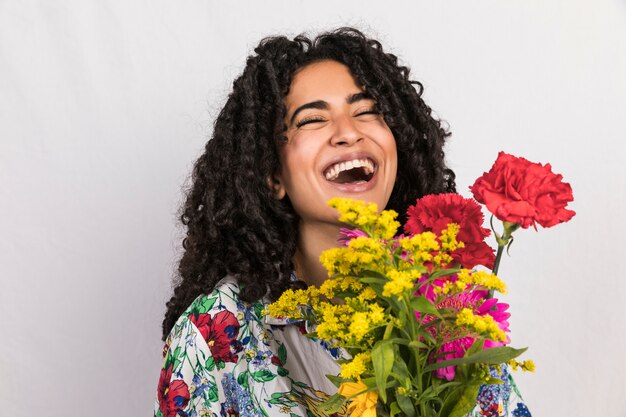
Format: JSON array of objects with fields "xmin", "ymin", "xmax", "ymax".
[
  {"xmin": 360, "ymin": 270, "xmax": 389, "ymax": 280},
  {"xmin": 424, "ymin": 346, "xmax": 527, "ymax": 372},
  {"xmin": 278, "ymin": 344, "xmax": 287, "ymax": 364},
  {"xmin": 448, "ymin": 383, "xmax": 482, "ymax": 417},
  {"xmin": 360, "ymin": 277, "xmax": 387, "ymax": 285},
  {"xmin": 429, "ymin": 268, "xmax": 461, "ymax": 279},
  {"xmin": 251, "ymin": 369, "xmax": 277, "ymax": 383},
  {"xmin": 439, "ymin": 385, "xmax": 463, "ymax": 417},
  {"xmin": 409, "ymin": 296, "xmax": 441, "ymax": 318},
  {"xmin": 372, "ymin": 340, "xmax": 395, "ymax": 403},
  {"xmin": 237, "ymin": 371, "xmax": 249, "ymax": 388},
  {"xmin": 391, "ymin": 356, "xmax": 410, "ymax": 382},
  {"xmin": 277, "ymin": 366, "xmax": 289, "ymax": 377},
  {"xmin": 167, "ymin": 345, "xmax": 181, "ymax": 369},
  {"xmin": 208, "ymin": 385, "xmax": 219, "ymax": 402},
  {"xmin": 254, "ymin": 303, "xmax": 265, "ymax": 319},
  {"xmin": 397, "ymin": 394, "xmax": 416, "ymax": 417},
  {"xmin": 319, "ymin": 393, "xmax": 347, "ymax": 414},
  {"xmin": 389, "ymin": 402, "xmax": 401, "ymax": 417},
  {"xmin": 326, "ymin": 373, "xmax": 351, "ymax": 387},
  {"xmin": 216, "ymin": 360, "xmax": 225, "ymax": 370},
  {"xmin": 197, "ymin": 297, "xmax": 217, "ymax": 314},
  {"xmin": 205, "ymin": 356, "xmax": 215, "ymax": 371},
  {"xmin": 416, "ymin": 381, "xmax": 462, "ymax": 403},
  {"xmin": 466, "ymin": 338, "xmax": 485, "ymax": 357},
  {"xmin": 408, "ymin": 340, "xmax": 428, "ymax": 350}
]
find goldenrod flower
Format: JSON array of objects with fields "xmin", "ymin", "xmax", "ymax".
[
  {"xmin": 382, "ymin": 270, "xmax": 418, "ymax": 297},
  {"xmin": 358, "ymin": 287, "xmax": 377, "ymax": 302},
  {"xmin": 368, "ymin": 303, "xmax": 385, "ymax": 325},
  {"xmin": 440, "ymin": 223, "xmax": 464, "ymax": 251},
  {"xmin": 339, "ymin": 352, "xmax": 371, "ymax": 379},
  {"xmin": 455, "ymin": 308, "xmax": 507, "ymax": 342},
  {"xmin": 328, "ymin": 198, "xmax": 379, "ymax": 229},
  {"xmin": 457, "ymin": 270, "xmax": 507, "ymax": 294},
  {"xmin": 374, "ymin": 209, "xmax": 400, "ymax": 240},
  {"xmin": 509, "ymin": 359, "xmax": 536, "ymax": 372},
  {"xmin": 349, "ymin": 312, "xmax": 371, "ymax": 341}
]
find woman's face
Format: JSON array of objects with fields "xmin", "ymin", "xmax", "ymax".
[{"xmin": 275, "ymin": 60, "xmax": 397, "ymax": 227}]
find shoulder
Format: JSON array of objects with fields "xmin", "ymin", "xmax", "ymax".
[
  {"xmin": 167, "ymin": 275, "xmax": 267, "ymax": 345},
  {"xmin": 156, "ymin": 277, "xmax": 268, "ymax": 416}
]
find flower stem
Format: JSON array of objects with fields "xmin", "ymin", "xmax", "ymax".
[
  {"xmin": 493, "ymin": 244, "xmax": 505, "ymax": 277},
  {"xmin": 488, "ymin": 244, "xmax": 505, "ymax": 299},
  {"xmin": 488, "ymin": 219, "xmax": 519, "ymax": 299}
]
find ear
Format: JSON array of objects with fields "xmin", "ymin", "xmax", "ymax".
[{"xmin": 267, "ymin": 175, "xmax": 286, "ymax": 200}]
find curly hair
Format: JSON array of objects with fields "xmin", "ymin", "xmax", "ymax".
[{"xmin": 162, "ymin": 27, "xmax": 456, "ymax": 340}]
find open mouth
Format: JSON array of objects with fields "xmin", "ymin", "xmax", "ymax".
[{"xmin": 323, "ymin": 158, "xmax": 376, "ymax": 184}]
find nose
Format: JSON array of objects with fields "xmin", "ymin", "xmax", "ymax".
[{"xmin": 330, "ymin": 114, "xmax": 364, "ymax": 146}]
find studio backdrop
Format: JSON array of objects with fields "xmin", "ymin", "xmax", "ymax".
[{"xmin": 1, "ymin": 1, "xmax": 625, "ymax": 416}]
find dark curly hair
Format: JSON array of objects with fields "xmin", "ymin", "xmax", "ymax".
[{"xmin": 162, "ymin": 27, "xmax": 456, "ymax": 340}]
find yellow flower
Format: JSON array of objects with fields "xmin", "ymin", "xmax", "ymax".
[
  {"xmin": 455, "ymin": 308, "xmax": 507, "ymax": 342},
  {"xmin": 399, "ymin": 232, "xmax": 440, "ymax": 254},
  {"xmin": 349, "ymin": 312, "xmax": 371, "ymax": 341},
  {"xmin": 522, "ymin": 360, "xmax": 536, "ymax": 372},
  {"xmin": 368, "ymin": 303, "xmax": 385, "ymax": 325},
  {"xmin": 382, "ymin": 270, "xmax": 418, "ymax": 297},
  {"xmin": 440, "ymin": 223, "xmax": 464, "ymax": 251},
  {"xmin": 267, "ymin": 287, "xmax": 320, "ymax": 319},
  {"xmin": 456, "ymin": 269, "xmax": 508, "ymax": 294},
  {"xmin": 358, "ymin": 287, "xmax": 377, "ymax": 302},
  {"xmin": 373, "ymin": 209, "xmax": 400, "ymax": 240},
  {"xmin": 510, "ymin": 359, "xmax": 536, "ymax": 372},
  {"xmin": 328, "ymin": 198, "xmax": 379, "ymax": 229},
  {"xmin": 339, "ymin": 352, "xmax": 371, "ymax": 379},
  {"xmin": 338, "ymin": 381, "xmax": 378, "ymax": 417}
]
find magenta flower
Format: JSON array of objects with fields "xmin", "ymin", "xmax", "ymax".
[
  {"xmin": 414, "ymin": 282, "xmax": 511, "ymax": 381},
  {"xmin": 337, "ymin": 228, "xmax": 369, "ymax": 246}
]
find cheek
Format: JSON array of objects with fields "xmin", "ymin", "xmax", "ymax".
[{"xmin": 279, "ymin": 142, "xmax": 318, "ymax": 189}]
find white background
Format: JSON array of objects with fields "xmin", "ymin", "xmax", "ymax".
[{"xmin": 1, "ymin": 1, "xmax": 625, "ymax": 416}]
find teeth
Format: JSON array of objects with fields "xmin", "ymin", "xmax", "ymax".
[{"xmin": 324, "ymin": 158, "xmax": 375, "ymax": 181}]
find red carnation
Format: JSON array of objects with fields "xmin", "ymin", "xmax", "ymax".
[
  {"xmin": 157, "ymin": 364, "xmax": 190, "ymax": 417},
  {"xmin": 404, "ymin": 193, "xmax": 495, "ymax": 269},
  {"xmin": 190, "ymin": 310, "xmax": 240, "ymax": 364},
  {"xmin": 470, "ymin": 152, "xmax": 576, "ymax": 229}
]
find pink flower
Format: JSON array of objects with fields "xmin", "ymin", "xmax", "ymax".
[
  {"xmin": 414, "ymin": 281, "xmax": 511, "ymax": 381},
  {"xmin": 337, "ymin": 228, "xmax": 369, "ymax": 246}
]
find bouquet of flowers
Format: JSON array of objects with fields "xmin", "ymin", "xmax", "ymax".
[{"xmin": 267, "ymin": 152, "xmax": 575, "ymax": 417}]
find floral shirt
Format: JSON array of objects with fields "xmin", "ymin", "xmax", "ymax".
[{"xmin": 155, "ymin": 276, "xmax": 531, "ymax": 417}]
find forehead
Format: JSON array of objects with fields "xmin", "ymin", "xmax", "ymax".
[{"xmin": 285, "ymin": 60, "xmax": 364, "ymax": 106}]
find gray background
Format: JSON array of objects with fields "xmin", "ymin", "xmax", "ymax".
[{"xmin": 1, "ymin": 0, "xmax": 625, "ymax": 416}]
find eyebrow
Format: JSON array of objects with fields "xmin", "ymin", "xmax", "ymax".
[{"xmin": 288, "ymin": 92, "xmax": 374, "ymax": 127}]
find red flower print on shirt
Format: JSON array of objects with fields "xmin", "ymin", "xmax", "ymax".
[
  {"xmin": 190, "ymin": 310, "xmax": 240, "ymax": 364},
  {"xmin": 157, "ymin": 363, "xmax": 190, "ymax": 417}
]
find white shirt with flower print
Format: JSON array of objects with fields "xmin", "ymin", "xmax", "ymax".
[{"xmin": 154, "ymin": 276, "xmax": 531, "ymax": 417}]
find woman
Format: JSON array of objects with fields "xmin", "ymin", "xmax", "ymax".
[{"xmin": 155, "ymin": 28, "xmax": 531, "ymax": 417}]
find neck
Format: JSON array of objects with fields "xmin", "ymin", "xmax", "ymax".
[{"xmin": 294, "ymin": 221, "xmax": 342, "ymax": 287}]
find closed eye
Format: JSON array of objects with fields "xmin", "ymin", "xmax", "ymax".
[
  {"xmin": 296, "ymin": 117, "xmax": 326, "ymax": 128},
  {"xmin": 355, "ymin": 107, "xmax": 381, "ymax": 118}
]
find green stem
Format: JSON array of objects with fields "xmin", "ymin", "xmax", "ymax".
[
  {"xmin": 488, "ymin": 244, "xmax": 505, "ymax": 299},
  {"xmin": 488, "ymin": 220, "xmax": 520, "ymax": 299},
  {"xmin": 492, "ymin": 244, "xmax": 504, "ymax": 277}
]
